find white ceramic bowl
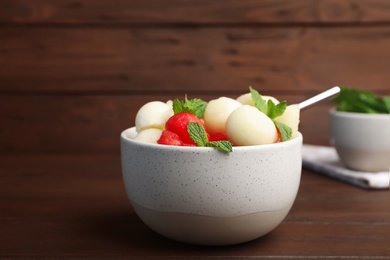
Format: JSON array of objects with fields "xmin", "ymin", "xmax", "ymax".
[
  {"xmin": 121, "ymin": 127, "xmax": 303, "ymax": 245},
  {"xmin": 330, "ymin": 110, "xmax": 390, "ymax": 172}
]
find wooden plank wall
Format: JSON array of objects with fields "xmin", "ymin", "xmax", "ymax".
[{"xmin": 1, "ymin": 0, "xmax": 390, "ymax": 154}]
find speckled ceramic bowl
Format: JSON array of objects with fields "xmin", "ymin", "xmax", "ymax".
[
  {"xmin": 330, "ymin": 110, "xmax": 390, "ymax": 172},
  {"xmin": 121, "ymin": 127, "xmax": 303, "ymax": 245}
]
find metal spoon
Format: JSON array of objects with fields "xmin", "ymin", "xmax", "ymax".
[{"xmin": 298, "ymin": 86, "xmax": 340, "ymax": 110}]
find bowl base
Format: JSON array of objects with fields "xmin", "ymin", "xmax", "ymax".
[
  {"xmin": 335, "ymin": 145, "xmax": 390, "ymax": 172},
  {"xmin": 131, "ymin": 201, "xmax": 291, "ymax": 246}
]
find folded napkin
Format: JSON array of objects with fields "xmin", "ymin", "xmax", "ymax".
[{"xmin": 302, "ymin": 144, "xmax": 389, "ymax": 189}]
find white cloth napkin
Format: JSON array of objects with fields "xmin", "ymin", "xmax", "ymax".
[{"xmin": 302, "ymin": 144, "xmax": 389, "ymax": 189}]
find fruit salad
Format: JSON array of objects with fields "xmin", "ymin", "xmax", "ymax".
[{"xmin": 132, "ymin": 87, "xmax": 300, "ymax": 152}]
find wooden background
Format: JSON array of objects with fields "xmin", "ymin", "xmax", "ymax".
[{"xmin": 1, "ymin": 0, "xmax": 390, "ymax": 155}]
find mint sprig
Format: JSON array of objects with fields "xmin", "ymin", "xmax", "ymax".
[
  {"xmin": 333, "ymin": 87, "xmax": 390, "ymax": 114},
  {"xmin": 250, "ymin": 86, "xmax": 292, "ymax": 141},
  {"xmin": 383, "ymin": 96, "xmax": 390, "ymax": 112},
  {"xmin": 250, "ymin": 86, "xmax": 267, "ymax": 114},
  {"xmin": 172, "ymin": 95, "xmax": 207, "ymax": 118},
  {"xmin": 187, "ymin": 122, "xmax": 232, "ymax": 153},
  {"xmin": 273, "ymin": 121, "xmax": 292, "ymax": 142},
  {"xmin": 187, "ymin": 122, "xmax": 208, "ymax": 146},
  {"xmin": 206, "ymin": 141, "xmax": 233, "ymax": 151},
  {"xmin": 267, "ymin": 100, "xmax": 287, "ymax": 119}
]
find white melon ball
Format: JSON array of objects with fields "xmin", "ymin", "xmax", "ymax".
[
  {"xmin": 226, "ymin": 105, "xmax": 278, "ymax": 146},
  {"xmin": 134, "ymin": 128, "xmax": 162, "ymax": 144},
  {"xmin": 236, "ymin": 93, "xmax": 254, "ymax": 105},
  {"xmin": 236, "ymin": 92, "xmax": 279, "ymax": 106},
  {"xmin": 135, "ymin": 101, "xmax": 173, "ymax": 132},
  {"xmin": 204, "ymin": 97, "xmax": 242, "ymax": 134},
  {"xmin": 274, "ymin": 104, "xmax": 300, "ymax": 138},
  {"xmin": 166, "ymin": 100, "xmax": 173, "ymax": 107}
]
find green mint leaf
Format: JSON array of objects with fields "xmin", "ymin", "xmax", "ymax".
[
  {"xmin": 250, "ymin": 86, "xmax": 292, "ymax": 141},
  {"xmin": 187, "ymin": 122, "xmax": 208, "ymax": 147},
  {"xmin": 273, "ymin": 120, "xmax": 292, "ymax": 141},
  {"xmin": 172, "ymin": 98, "xmax": 184, "ymax": 114},
  {"xmin": 267, "ymin": 100, "xmax": 287, "ymax": 119},
  {"xmin": 187, "ymin": 122, "xmax": 232, "ymax": 153},
  {"xmin": 172, "ymin": 95, "xmax": 207, "ymax": 118},
  {"xmin": 383, "ymin": 96, "xmax": 390, "ymax": 112},
  {"xmin": 333, "ymin": 87, "xmax": 389, "ymax": 114},
  {"xmin": 250, "ymin": 86, "xmax": 267, "ymax": 115},
  {"xmin": 358, "ymin": 92, "xmax": 387, "ymax": 113},
  {"xmin": 250, "ymin": 86, "xmax": 288, "ymax": 119},
  {"xmin": 206, "ymin": 141, "xmax": 232, "ymax": 153}
]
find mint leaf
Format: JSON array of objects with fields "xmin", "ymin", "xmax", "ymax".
[
  {"xmin": 267, "ymin": 100, "xmax": 287, "ymax": 119},
  {"xmin": 250, "ymin": 86, "xmax": 267, "ymax": 114},
  {"xmin": 273, "ymin": 121, "xmax": 292, "ymax": 141},
  {"xmin": 250, "ymin": 86, "xmax": 287, "ymax": 118},
  {"xmin": 187, "ymin": 122, "xmax": 232, "ymax": 153},
  {"xmin": 172, "ymin": 96, "xmax": 207, "ymax": 118},
  {"xmin": 383, "ymin": 96, "xmax": 390, "ymax": 112},
  {"xmin": 206, "ymin": 141, "xmax": 232, "ymax": 153},
  {"xmin": 333, "ymin": 87, "xmax": 389, "ymax": 114},
  {"xmin": 172, "ymin": 98, "xmax": 184, "ymax": 114},
  {"xmin": 249, "ymin": 86, "xmax": 292, "ymax": 141},
  {"xmin": 187, "ymin": 122, "xmax": 208, "ymax": 147}
]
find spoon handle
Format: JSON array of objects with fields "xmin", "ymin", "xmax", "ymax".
[{"xmin": 298, "ymin": 86, "xmax": 340, "ymax": 110}]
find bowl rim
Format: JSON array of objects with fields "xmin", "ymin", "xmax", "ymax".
[
  {"xmin": 329, "ymin": 108, "xmax": 390, "ymax": 119},
  {"xmin": 121, "ymin": 127, "xmax": 302, "ymax": 152}
]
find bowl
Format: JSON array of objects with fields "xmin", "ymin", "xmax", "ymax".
[
  {"xmin": 121, "ymin": 127, "xmax": 303, "ymax": 245},
  {"xmin": 330, "ymin": 109, "xmax": 390, "ymax": 172}
]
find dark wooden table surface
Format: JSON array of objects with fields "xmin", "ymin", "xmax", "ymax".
[
  {"xmin": 1, "ymin": 1, "xmax": 390, "ymax": 259},
  {"xmin": 1, "ymin": 152, "xmax": 389, "ymax": 259}
]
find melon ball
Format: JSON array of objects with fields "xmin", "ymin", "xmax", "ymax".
[
  {"xmin": 135, "ymin": 101, "xmax": 173, "ymax": 132},
  {"xmin": 166, "ymin": 100, "xmax": 173, "ymax": 107},
  {"xmin": 236, "ymin": 92, "xmax": 280, "ymax": 106},
  {"xmin": 274, "ymin": 104, "xmax": 300, "ymax": 138},
  {"xmin": 225, "ymin": 105, "xmax": 278, "ymax": 146},
  {"xmin": 134, "ymin": 128, "xmax": 162, "ymax": 144},
  {"xmin": 204, "ymin": 97, "xmax": 242, "ymax": 134}
]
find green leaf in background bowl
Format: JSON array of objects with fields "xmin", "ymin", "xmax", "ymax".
[{"xmin": 332, "ymin": 87, "xmax": 390, "ymax": 114}]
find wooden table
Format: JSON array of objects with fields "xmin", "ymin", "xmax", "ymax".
[
  {"xmin": 1, "ymin": 1, "xmax": 390, "ymax": 258},
  {"xmin": 1, "ymin": 153, "xmax": 389, "ymax": 259}
]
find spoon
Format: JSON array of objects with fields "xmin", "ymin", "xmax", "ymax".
[{"xmin": 298, "ymin": 86, "xmax": 340, "ymax": 110}]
